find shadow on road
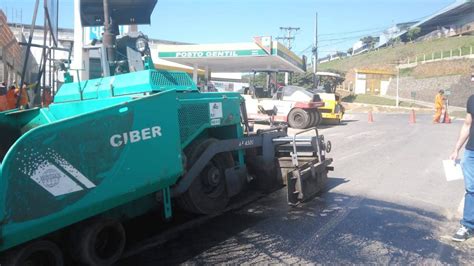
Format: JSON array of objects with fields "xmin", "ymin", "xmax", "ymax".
[
  {"xmin": 340, "ymin": 119, "xmax": 359, "ymax": 123},
  {"xmin": 252, "ymin": 118, "xmax": 358, "ymax": 131},
  {"xmin": 118, "ymin": 184, "xmax": 469, "ymax": 265},
  {"xmin": 326, "ymin": 177, "xmax": 350, "ymax": 191},
  {"xmin": 314, "ymin": 119, "xmax": 358, "ymax": 129}
]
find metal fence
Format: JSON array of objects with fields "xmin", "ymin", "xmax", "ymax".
[{"xmin": 401, "ymin": 45, "xmax": 474, "ymax": 68}]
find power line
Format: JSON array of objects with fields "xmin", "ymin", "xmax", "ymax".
[
  {"xmin": 315, "ymin": 12, "xmax": 437, "ymax": 38},
  {"xmin": 298, "ymin": 27, "xmax": 384, "ymax": 55},
  {"xmin": 318, "ymin": 26, "xmax": 389, "ymax": 36},
  {"xmin": 276, "ymin": 26, "xmax": 300, "ymax": 50},
  {"xmin": 299, "ymin": 8, "xmax": 463, "ymax": 55},
  {"xmin": 298, "ymin": 44, "xmax": 313, "ymax": 55},
  {"xmin": 318, "ymin": 30, "xmax": 385, "ymax": 43}
]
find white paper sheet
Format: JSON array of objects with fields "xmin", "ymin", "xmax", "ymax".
[{"xmin": 443, "ymin": 160, "xmax": 464, "ymax": 181}]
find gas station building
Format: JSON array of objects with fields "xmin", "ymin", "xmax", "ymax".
[{"xmin": 152, "ymin": 39, "xmax": 306, "ymax": 91}]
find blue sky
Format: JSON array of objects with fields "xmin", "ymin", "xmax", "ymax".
[{"xmin": 1, "ymin": 0, "xmax": 454, "ymax": 57}]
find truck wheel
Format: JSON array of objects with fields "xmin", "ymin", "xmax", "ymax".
[
  {"xmin": 288, "ymin": 108, "xmax": 311, "ymax": 129},
  {"xmin": 1, "ymin": 240, "xmax": 64, "ymax": 266},
  {"xmin": 73, "ymin": 218, "xmax": 126, "ymax": 266},
  {"xmin": 178, "ymin": 138, "xmax": 234, "ymax": 214}
]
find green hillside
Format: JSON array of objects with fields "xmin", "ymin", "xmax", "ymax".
[{"xmin": 318, "ymin": 36, "xmax": 474, "ymax": 72}]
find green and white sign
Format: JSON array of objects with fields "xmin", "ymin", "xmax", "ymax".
[
  {"xmin": 155, "ymin": 42, "xmax": 306, "ymax": 73},
  {"xmin": 159, "ymin": 49, "xmax": 272, "ymax": 58}
]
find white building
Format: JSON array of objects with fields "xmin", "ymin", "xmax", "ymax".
[
  {"xmin": 352, "ymin": 41, "xmax": 368, "ymax": 55},
  {"xmin": 377, "ymin": 22, "xmax": 417, "ymax": 48}
]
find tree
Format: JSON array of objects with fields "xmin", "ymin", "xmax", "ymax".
[
  {"xmin": 407, "ymin": 27, "xmax": 421, "ymax": 42},
  {"xmin": 318, "ymin": 70, "xmax": 345, "ymax": 93},
  {"xmin": 290, "ymin": 69, "xmax": 345, "ymax": 90},
  {"xmin": 242, "ymin": 73, "xmax": 266, "ymax": 87},
  {"xmin": 360, "ymin": 36, "xmax": 379, "ymax": 49},
  {"xmin": 389, "ymin": 36, "xmax": 402, "ymax": 46},
  {"xmin": 347, "ymin": 47, "xmax": 353, "ymax": 55},
  {"xmin": 291, "ymin": 71, "xmax": 314, "ymax": 88}
]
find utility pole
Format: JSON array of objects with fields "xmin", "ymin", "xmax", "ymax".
[
  {"xmin": 312, "ymin": 12, "xmax": 318, "ymax": 89},
  {"xmin": 277, "ymin": 27, "xmax": 300, "ymax": 85},
  {"xmin": 73, "ymin": 0, "xmax": 88, "ymax": 80},
  {"xmin": 276, "ymin": 27, "xmax": 300, "ymax": 50},
  {"xmin": 103, "ymin": 0, "xmax": 116, "ymax": 67}
]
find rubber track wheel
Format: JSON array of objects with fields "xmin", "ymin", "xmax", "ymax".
[
  {"xmin": 308, "ymin": 111, "xmax": 316, "ymax": 127},
  {"xmin": 177, "ymin": 139, "xmax": 215, "ymax": 213},
  {"xmin": 73, "ymin": 218, "xmax": 126, "ymax": 266},
  {"xmin": 178, "ymin": 138, "xmax": 234, "ymax": 214},
  {"xmin": 1, "ymin": 240, "xmax": 64, "ymax": 266},
  {"xmin": 288, "ymin": 108, "xmax": 311, "ymax": 129},
  {"xmin": 312, "ymin": 109, "xmax": 322, "ymax": 127},
  {"xmin": 178, "ymin": 139, "xmax": 219, "ymax": 213},
  {"xmin": 182, "ymin": 153, "xmax": 233, "ymax": 214}
]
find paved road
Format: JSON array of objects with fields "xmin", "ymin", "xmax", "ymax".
[{"xmin": 120, "ymin": 113, "xmax": 474, "ymax": 265}]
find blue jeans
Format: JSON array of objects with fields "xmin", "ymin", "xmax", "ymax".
[{"xmin": 461, "ymin": 149, "xmax": 474, "ymax": 229}]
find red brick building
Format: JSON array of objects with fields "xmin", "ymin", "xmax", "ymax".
[{"xmin": 0, "ymin": 10, "xmax": 24, "ymax": 84}]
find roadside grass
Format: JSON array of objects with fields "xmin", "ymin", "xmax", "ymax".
[
  {"xmin": 319, "ymin": 36, "xmax": 474, "ymax": 74},
  {"xmin": 342, "ymin": 94, "xmax": 425, "ymax": 108}
]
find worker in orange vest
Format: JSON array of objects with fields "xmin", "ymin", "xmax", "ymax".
[
  {"xmin": 6, "ymin": 85, "xmax": 17, "ymax": 110},
  {"xmin": 15, "ymin": 83, "xmax": 29, "ymax": 109},
  {"xmin": 433, "ymin": 89, "xmax": 445, "ymax": 123},
  {"xmin": 42, "ymin": 86, "xmax": 52, "ymax": 107}
]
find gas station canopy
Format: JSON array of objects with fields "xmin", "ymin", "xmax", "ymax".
[{"xmin": 155, "ymin": 40, "xmax": 306, "ymax": 73}]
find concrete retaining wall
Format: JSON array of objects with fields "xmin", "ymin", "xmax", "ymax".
[{"xmin": 386, "ymin": 74, "xmax": 473, "ymax": 107}]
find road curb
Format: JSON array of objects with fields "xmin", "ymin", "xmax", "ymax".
[{"xmin": 343, "ymin": 102, "xmax": 431, "ymax": 112}]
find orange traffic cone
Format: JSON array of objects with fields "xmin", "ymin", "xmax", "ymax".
[
  {"xmin": 368, "ymin": 111, "xmax": 374, "ymax": 123},
  {"xmin": 444, "ymin": 112, "xmax": 452, "ymax": 123},
  {"xmin": 409, "ymin": 109, "xmax": 416, "ymax": 124}
]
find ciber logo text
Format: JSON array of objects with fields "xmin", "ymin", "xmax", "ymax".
[{"xmin": 110, "ymin": 126, "xmax": 162, "ymax": 147}]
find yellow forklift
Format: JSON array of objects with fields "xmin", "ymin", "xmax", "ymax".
[{"xmin": 311, "ymin": 71, "xmax": 345, "ymax": 124}]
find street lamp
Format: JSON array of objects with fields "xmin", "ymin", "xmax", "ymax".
[
  {"xmin": 389, "ymin": 60, "xmax": 402, "ymax": 108},
  {"xmin": 396, "ymin": 65, "xmax": 400, "ymax": 108}
]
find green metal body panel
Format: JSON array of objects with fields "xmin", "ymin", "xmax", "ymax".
[
  {"xmin": 54, "ymin": 70, "xmax": 197, "ymax": 103},
  {"xmin": 0, "ymin": 90, "xmax": 183, "ymax": 251},
  {"xmin": 176, "ymin": 92, "xmax": 243, "ymax": 148},
  {"xmin": 0, "ymin": 69, "xmax": 244, "ymax": 252}
]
